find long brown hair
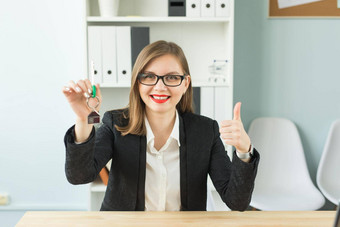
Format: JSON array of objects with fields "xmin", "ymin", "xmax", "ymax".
[{"xmin": 115, "ymin": 40, "xmax": 194, "ymax": 136}]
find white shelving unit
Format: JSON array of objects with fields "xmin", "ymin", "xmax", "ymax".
[
  {"xmin": 85, "ymin": 0, "xmax": 234, "ymax": 211},
  {"xmin": 88, "ymin": 16, "xmax": 230, "ymax": 22}
]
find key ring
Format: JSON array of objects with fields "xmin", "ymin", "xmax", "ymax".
[{"xmin": 86, "ymin": 96, "xmax": 100, "ymax": 110}]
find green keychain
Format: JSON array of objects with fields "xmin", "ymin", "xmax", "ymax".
[{"xmin": 92, "ymin": 85, "xmax": 96, "ymax": 98}]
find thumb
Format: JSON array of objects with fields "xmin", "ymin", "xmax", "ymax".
[{"xmin": 233, "ymin": 102, "xmax": 242, "ymax": 121}]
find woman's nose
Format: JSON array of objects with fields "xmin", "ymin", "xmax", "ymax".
[{"xmin": 154, "ymin": 77, "xmax": 167, "ymax": 90}]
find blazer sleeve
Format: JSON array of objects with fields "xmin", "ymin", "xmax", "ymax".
[
  {"xmin": 64, "ymin": 112, "xmax": 115, "ymax": 185},
  {"xmin": 208, "ymin": 120, "xmax": 260, "ymax": 211}
]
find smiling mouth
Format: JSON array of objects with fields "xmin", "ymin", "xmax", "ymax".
[{"xmin": 150, "ymin": 95, "xmax": 170, "ymax": 103}]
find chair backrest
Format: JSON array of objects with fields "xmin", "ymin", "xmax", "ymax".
[
  {"xmin": 317, "ymin": 120, "xmax": 340, "ymax": 204},
  {"xmin": 248, "ymin": 118, "xmax": 316, "ymax": 193}
]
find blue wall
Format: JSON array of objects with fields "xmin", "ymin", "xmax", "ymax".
[{"xmin": 234, "ymin": 1, "xmax": 340, "ymax": 208}]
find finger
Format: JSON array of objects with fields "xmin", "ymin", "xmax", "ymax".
[
  {"xmin": 76, "ymin": 80, "xmax": 90, "ymax": 97},
  {"xmin": 220, "ymin": 120, "xmax": 233, "ymax": 127},
  {"xmin": 221, "ymin": 133, "xmax": 234, "ymax": 140},
  {"xmin": 233, "ymin": 102, "xmax": 242, "ymax": 121},
  {"xmin": 223, "ymin": 138, "xmax": 236, "ymax": 146},
  {"xmin": 62, "ymin": 86, "xmax": 73, "ymax": 98},
  {"xmin": 62, "ymin": 86, "xmax": 72, "ymax": 93},
  {"xmin": 68, "ymin": 80, "xmax": 81, "ymax": 93},
  {"xmin": 84, "ymin": 79, "xmax": 93, "ymax": 94},
  {"xmin": 95, "ymin": 83, "xmax": 101, "ymax": 99},
  {"xmin": 219, "ymin": 127, "xmax": 235, "ymax": 134}
]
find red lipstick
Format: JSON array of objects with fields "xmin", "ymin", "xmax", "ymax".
[{"xmin": 150, "ymin": 94, "xmax": 170, "ymax": 104}]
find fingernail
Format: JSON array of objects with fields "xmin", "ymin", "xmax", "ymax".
[
  {"xmin": 88, "ymin": 88, "xmax": 92, "ymax": 94},
  {"xmin": 75, "ymin": 87, "xmax": 81, "ymax": 93},
  {"xmin": 65, "ymin": 87, "xmax": 70, "ymax": 91},
  {"xmin": 84, "ymin": 92, "xmax": 90, "ymax": 98}
]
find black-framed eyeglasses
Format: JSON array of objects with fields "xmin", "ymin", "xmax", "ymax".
[{"xmin": 137, "ymin": 73, "xmax": 186, "ymax": 87}]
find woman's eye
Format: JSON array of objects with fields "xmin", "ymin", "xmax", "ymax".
[
  {"xmin": 166, "ymin": 75, "xmax": 180, "ymax": 80},
  {"xmin": 145, "ymin": 74, "xmax": 156, "ymax": 79}
]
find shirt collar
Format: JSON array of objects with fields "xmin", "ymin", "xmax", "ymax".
[{"xmin": 145, "ymin": 110, "xmax": 180, "ymax": 147}]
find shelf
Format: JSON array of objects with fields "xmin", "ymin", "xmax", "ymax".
[
  {"xmin": 193, "ymin": 81, "xmax": 231, "ymax": 87},
  {"xmin": 87, "ymin": 16, "xmax": 230, "ymax": 23},
  {"xmin": 100, "ymin": 83, "xmax": 130, "ymax": 88}
]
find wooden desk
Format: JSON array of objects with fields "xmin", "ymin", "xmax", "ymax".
[{"xmin": 16, "ymin": 211, "xmax": 336, "ymax": 227}]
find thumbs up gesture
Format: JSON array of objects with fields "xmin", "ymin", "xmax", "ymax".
[{"xmin": 219, "ymin": 102, "xmax": 251, "ymax": 153}]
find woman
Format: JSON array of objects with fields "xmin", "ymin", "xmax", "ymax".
[{"xmin": 62, "ymin": 40, "xmax": 259, "ymax": 211}]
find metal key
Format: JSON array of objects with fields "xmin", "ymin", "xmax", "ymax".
[
  {"xmin": 87, "ymin": 60, "xmax": 100, "ymax": 124},
  {"xmin": 87, "ymin": 96, "xmax": 100, "ymax": 124}
]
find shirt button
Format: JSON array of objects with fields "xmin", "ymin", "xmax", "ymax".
[{"xmin": 158, "ymin": 155, "xmax": 162, "ymax": 159}]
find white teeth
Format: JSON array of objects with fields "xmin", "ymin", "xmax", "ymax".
[{"xmin": 152, "ymin": 96, "xmax": 169, "ymax": 100}]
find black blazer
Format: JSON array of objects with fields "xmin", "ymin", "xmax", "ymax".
[{"xmin": 64, "ymin": 109, "xmax": 259, "ymax": 211}]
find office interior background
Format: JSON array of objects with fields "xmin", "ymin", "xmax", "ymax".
[{"xmin": 1, "ymin": 0, "xmax": 340, "ymax": 226}]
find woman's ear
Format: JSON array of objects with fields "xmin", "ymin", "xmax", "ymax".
[{"xmin": 184, "ymin": 75, "xmax": 191, "ymax": 89}]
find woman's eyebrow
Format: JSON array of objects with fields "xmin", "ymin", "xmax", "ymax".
[{"xmin": 144, "ymin": 71, "xmax": 181, "ymax": 75}]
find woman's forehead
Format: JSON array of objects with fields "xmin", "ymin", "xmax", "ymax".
[{"xmin": 144, "ymin": 54, "xmax": 183, "ymax": 73}]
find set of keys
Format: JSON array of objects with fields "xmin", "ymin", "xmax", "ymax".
[{"xmin": 87, "ymin": 61, "xmax": 100, "ymax": 124}]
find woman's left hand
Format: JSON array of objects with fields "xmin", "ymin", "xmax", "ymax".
[{"xmin": 219, "ymin": 102, "xmax": 251, "ymax": 153}]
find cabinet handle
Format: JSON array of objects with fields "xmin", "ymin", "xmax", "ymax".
[
  {"xmin": 94, "ymin": 70, "xmax": 97, "ymax": 75},
  {"xmin": 206, "ymin": 3, "xmax": 210, "ymax": 8},
  {"xmin": 122, "ymin": 70, "xmax": 126, "ymax": 75},
  {"xmin": 221, "ymin": 3, "xmax": 225, "ymax": 8},
  {"xmin": 107, "ymin": 70, "xmax": 112, "ymax": 74},
  {"xmin": 191, "ymin": 4, "xmax": 196, "ymax": 8}
]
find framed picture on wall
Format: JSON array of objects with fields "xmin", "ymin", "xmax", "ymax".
[{"xmin": 269, "ymin": 0, "xmax": 340, "ymax": 17}]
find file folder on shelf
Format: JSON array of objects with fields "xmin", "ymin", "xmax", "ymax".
[
  {"xmin": 102, "ymin": 26, "xmax": 117, "ymax": 84},
  {"xmin": 116, "ymin": 26, "xmax": 149, "ymax": 85},
  {"xmin": 200, "ymin": 87, "xmax": 214, "ymax": 119},
  {"xmin": 168, "ymin": 0, "xmax": 186, "ymax": 16},
  {"xmin": 186, "ymin": 0, "xmax": 201, "ymax": 17},
  {"xmin": 88, "ymin": 26, "xmax": 149, "ymax": 86},
  {"xmin": 88, "ymin": 26, "xmax": 103, "ymax": 84},
  {"xmin": 201, "ymin": 0, "xmax": 215, "ymax": 17},
  {"xmin": 116, "ymin": 26, "xmax": 131, "ymax": 85},
  {"xmin": 214, "ymin": 87, "xmax": 229, "ymax": 124},
  {"xmin": 193, "ymin": 87, "xmax": 201, "ymax": 114},
  {"xmin": 215, "ymin": 0, "xmax": 230, "ymax": 17}
]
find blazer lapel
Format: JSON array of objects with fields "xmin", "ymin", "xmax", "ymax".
[
  {"xmin": 179, "ymin": 114, "xmax": 188, "ymax": 210},
  {"xmin": 136, "ymin": 135, "xmax": 147, "ymax": 211}
]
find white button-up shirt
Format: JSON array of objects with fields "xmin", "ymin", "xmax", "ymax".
[{"xmin": 144, "ymin": 111, "xmax": 181, "ymax": 211}]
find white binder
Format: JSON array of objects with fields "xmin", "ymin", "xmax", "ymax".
[
  {"xmin": 116, "ymin": 26, "xmax": 132, "ymax": 85},
  {"xmin": 200, "ymin": 87, "xmax": 215, "ymax": 119},
  {"xmin": 87, "ymin": 26, "xmax": 103, "ymax": 84},
  {"xmin": 215, "ymin": 0, "xmax": 230, "ymax": 17},
  {"xmin": 201, "ymin": 0, "xmax": 215, "ymax": 17},
  {"xmin": 101, "ymin": 27, "xmax": 117, "ymax": 84},
  {"xmin": 186, "ymin": 0, "xmax": 201, "ymax": 17},
  {"xmin": 214, "ymin": 87, "xmax": 230, "ymax": 125}
]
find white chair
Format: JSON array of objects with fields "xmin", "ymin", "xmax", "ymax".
[
  {"xmin": 248, "ymin": 118, "xmax": 325, "ymax": 211},
  {"xmin": 317, "ymin": 120, "xmax": 340, "ymax": 205}
]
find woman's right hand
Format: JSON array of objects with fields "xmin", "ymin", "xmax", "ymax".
[{"xmin": 62, "ymin": 79, "xmax": 102, "ymax": 122}]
